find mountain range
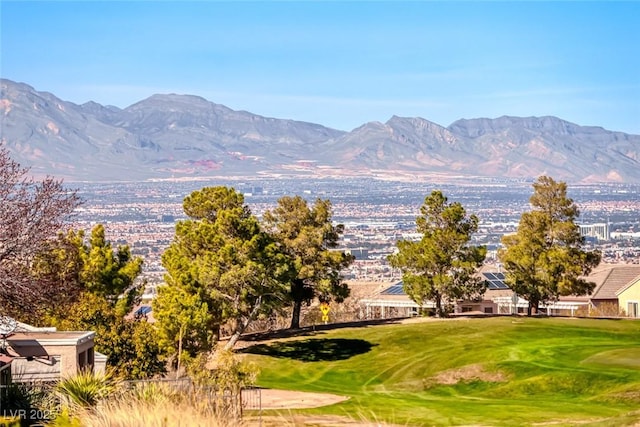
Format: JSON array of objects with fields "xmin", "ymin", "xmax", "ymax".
[{"xmin": 1, "ymin": 78, "xmax": 639, "ymax": 183}]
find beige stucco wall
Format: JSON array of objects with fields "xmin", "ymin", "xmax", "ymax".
[
  {"xmin": 617, "ymin": 277, "xmax": 640, "ymax": 317},
  {"xmin": 44, "ymin": 341, "xmax": 94, "ymax": 375},
  {"xmin": 9, "ymin": 337, "xmax": 96, "ymax": 380},
  {"xmin": 94, "ymin": 352, "xmax": 108, "ymax": 374},
  {"xmin": 11, "ymin": 356, "xmax": 62, "ymax": 381}
]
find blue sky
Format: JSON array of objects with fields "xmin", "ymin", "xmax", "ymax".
[{"xmin": 1, "ymin": 1, "xmax": 639, "ymax": 133}]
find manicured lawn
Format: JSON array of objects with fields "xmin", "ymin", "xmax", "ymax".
[{"xmin": 242, "ymin": 317, "xmax": 640, "ymax": 426}]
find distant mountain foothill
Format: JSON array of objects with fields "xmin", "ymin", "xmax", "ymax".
[{"xmin": 1, "ymin": 78, "xmax": 639, "ymax": 183}]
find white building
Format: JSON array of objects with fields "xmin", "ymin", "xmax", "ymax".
[{"xmin": 579, "ymin": 223, "xmax": 610, "ymax": 241}]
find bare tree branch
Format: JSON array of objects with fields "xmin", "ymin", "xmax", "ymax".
[{"xmin": 0, "ymin": 147, "xmax": 81, "ymax": 318}]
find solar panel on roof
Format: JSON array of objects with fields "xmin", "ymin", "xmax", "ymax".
[
  {"xmin": 490, "ymin": 273, "xmax": 505, "ymax": 281},
  {"xmin": 484, "ymin": 272, "xmax": 497, "ymax": 281},
  {"xmin": 482, "ymin": 272, "xmax": 511, "ymax": 290},
  {"xmin": 381, "ymin": 284, "xmax": 406, "ymax": 295},
  {"xmin": 391, "ymin": 285, "xmax": 405, "ymax": 295},
  {"xmin": 135, "ymin": 306, "xmax": 152, "ymax": 315}
]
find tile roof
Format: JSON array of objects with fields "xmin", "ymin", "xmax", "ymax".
[
  {"xmin": 369, "ymin": 266, "xmax": 640, "ymax": 303},
  {"xmin": 0, "ymin": 354, "xmax": 13, "ymax": 365},
  {"xmin": 615, "ymin": 274, "xmax": 640, "ymax": 296},
  {"xmin": 590, "ymin": 265, "xmax": 640, "ymax": 300}
]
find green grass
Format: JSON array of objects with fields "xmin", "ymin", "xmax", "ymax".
[{"xmin": 242, "ymin": 317, "xmax": 640, "ymax": 426}]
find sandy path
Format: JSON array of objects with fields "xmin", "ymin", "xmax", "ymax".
[
  {"xmin": 242, "ymin": 389, "xmax": 410, "ymax": 426},
  {"xmin": 243, "ymin": 388, "xmax": 349, "ymax": 409}
]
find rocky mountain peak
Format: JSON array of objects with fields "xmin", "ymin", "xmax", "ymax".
[
  {"xmin": 125, "ymin": 93, "xmax": 226, "ymax": 112},
  {"xmin": 1, "ymin": 78, "xmax": 639, "ymax": 183}
]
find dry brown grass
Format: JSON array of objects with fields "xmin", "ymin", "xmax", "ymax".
[
  {"xmin": 426, "ymin": 363, "xmax": 509, "ymax": 386},
  {"xmin": 53, "ymin": 381, "xmax": 245, "ymax": 427},
  {"xmin": 79, "ymin": 399, "xmax": 231, "ymax": 427}
]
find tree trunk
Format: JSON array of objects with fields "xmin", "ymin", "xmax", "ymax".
[
  {"xmin": 435, "ymin": 295, "xmax": 444, "ymax": 318},
  {"xmin": 176, "ymin": 324, "xmax": 184, "ymax": 379},
  {"xmin": 527, "ymin": 298, "xmax": 539, "ymax": 316},
  {"xmin": 223, "ymin": 297, "xmax": 262, "ymax": 351},
  {"xmin": 224, "ymin": 329, "xmax": 243, "ymax": 352},
  {"xmin": 290, "ymin": 299, "xmax": 302, "ymax": 329},
  {"xmin": 289, "ymin": 279, "xmax": 305, "ymax": 329}
]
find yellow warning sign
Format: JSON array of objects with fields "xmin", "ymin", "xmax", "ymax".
[
  {"xmin": 320, "ymin": 302, "xmax": 330, "ymax": 323},
  {"xmin": 320, "ymin": 303, "xmax": 330, "ymax": 315}
]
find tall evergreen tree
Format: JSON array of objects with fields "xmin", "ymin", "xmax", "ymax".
[
  {"xmin": 78, "ymin": 224, "xmax": 143, "ymax": 314},
  {"xmin": 153, "ymin": 283, "xmax": 213, "ymax": 372},
  {"xmin": 43, "ymin": 224, "xmax": 165, "ymax": 379},
  {"xmin": 263, "ymin": 196, "xmax": 354, "ymax": 329},
  {"xmin": 388, "ymin": 190, "xmax": 486, "ymax": 317},
  {"xmin": 499, "ymin": 176, "xmax": 601, "ymax": 315},
  {"xmin": 158, "ymin": 187, "xmax": 291, "ymax": 352}
]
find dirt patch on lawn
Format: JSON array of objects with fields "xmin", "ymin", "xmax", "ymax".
[
  {"xmin": 428, "ymin": 363, "xmax": 509, "ymax": 385},
  {"xmin": 243, "ymin": 389, "xmax": 408, "ymax": 426},
  {"xmin": 246, "ymin": 388, "xmax": 349, "ymax": 409},
  {"xmin": 246, "ymin": 414, "xmax": 408, "ymax": 426}
]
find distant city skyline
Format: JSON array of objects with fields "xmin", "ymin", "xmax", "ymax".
[{"xmin": 2, "ymin": 1, "xmax": 639, "ymax": 134}]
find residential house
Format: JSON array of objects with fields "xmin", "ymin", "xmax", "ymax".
[
  {"xmin": 360, "ymin": 266, "xmax": 640, "ymax": 319},
  {"xmin": 361, "ymin": 272, "xmax": 515, "ymax": 318},
  {"xmin": 0, "ymin": 354, "xmax": 12, "ymax": 387},
  {"xmin": 3, "ymin": 322, "xmax": 107, "ymax": 382},
  {"xmin": 616, "ymin": 273, "xmax": 640, "ymax": 318},
  {"xmin": 588, "ymin": 265, "xmax": 640, "ymax": 316}
]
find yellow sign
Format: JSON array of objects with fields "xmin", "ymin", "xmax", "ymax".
[
  {"xmin": 320, "ymin": 303, "xmax": 330, "ymax": 323},
  {"xmin": 320, "ymin": 303, "xmax": 330, "ymax": 315}
]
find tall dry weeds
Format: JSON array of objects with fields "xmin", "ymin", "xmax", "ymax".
[{"xmin": 79, "ymin": 398, "xmax": 233, "ymax": 427}]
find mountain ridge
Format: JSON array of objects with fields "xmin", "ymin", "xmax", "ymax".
[{"xmin": 1, "ymin": 78, "xmax": 639, "ymax": 183}]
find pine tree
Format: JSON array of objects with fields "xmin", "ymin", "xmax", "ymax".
[
  {"xmin": 263, "ymin": 196, "xmax": 354, "ymax": 329},
  {"xmin": 44, "ymin": 225, "xmax": 165, "ymax": 379},
  {"xmin": 389, "ymin": 190, "xmax": 486, "ymax": 317},
  {"xmin": 499, "ymin": 176, "xmax": 601, "ymax": 315},
  {"xmin": 158, "ymin": 186, "xmax": 291, "ymax": 353}
]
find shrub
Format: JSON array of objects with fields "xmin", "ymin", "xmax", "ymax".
[
  {"xmin": 56, "ymin": 371, "xmax": 117, "ymax": 410},
  {"xmin": 0, "ymin": 417, "xmax": 20, "ymax": 427},
  {"xmin": 589, "ymin": 302, "xmax": 625, "ymax": 317}
]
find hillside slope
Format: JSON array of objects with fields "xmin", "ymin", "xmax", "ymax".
[
  {"xmin": 2, "ymin": 79, "xmax": 639, "ymax": 182},
  {"xmin": 244, "ymin": 317, "xmax": 640, "ymax": 426}
]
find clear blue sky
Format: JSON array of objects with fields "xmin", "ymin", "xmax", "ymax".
[{"xmin": 2, "ymin": 1, "xmax": 639, "ymax": 133}]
